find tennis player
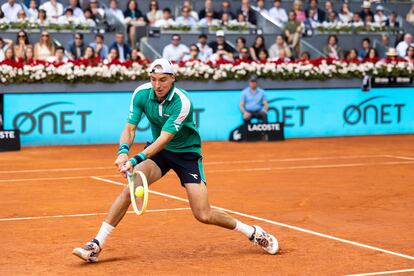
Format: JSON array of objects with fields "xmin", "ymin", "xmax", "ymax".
[{"xmin": 73, "ymin": 58, "xmax": 278, "ymax": 262}]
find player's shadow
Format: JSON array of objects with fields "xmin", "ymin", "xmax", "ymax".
[{"xmin": 75, "ymin": 256, "xmax": 138, "ymax": 266}]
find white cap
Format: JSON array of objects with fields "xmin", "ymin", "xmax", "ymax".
[
  {"xmin": 376, "ymin": 5, "xmax": 384, "ymax": 11},
  {"xmin": 216, "ymin": 30, "xmax": 225, "ymax": 37},
  {"xmin": 149, "ymin": 58, "xmax": 175, "ymax": 74}
]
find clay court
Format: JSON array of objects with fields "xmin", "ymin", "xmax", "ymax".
[{"xmin": 0, "ymin": 135, "xmax": 413, "ymax": 275}]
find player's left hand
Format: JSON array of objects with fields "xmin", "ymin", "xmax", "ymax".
[{"xmin": 120, "ymin": 161, "xmax": 133, "ymax": 177}]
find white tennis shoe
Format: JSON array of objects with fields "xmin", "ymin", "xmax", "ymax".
[
  {"xmin": 250, "ymin": 225, "xmax": 279, "ymax": 255},
  {"xmin": 72, "ymin": 239, "xmax": 101, "ymax": 262}
]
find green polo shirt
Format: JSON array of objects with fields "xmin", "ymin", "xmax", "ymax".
[{"xmin": 127, "ymin": 82, "xmax": 202, "ymax": 155}]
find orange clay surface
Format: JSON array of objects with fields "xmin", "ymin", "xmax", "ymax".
[{"xmin": 0, "ymin": 135, "xmax": 414, "ymax": 275}]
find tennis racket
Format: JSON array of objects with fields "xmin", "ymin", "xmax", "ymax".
[{"xmin": 127, "ymin": 171, "xmax": 149, "ymax": 216}]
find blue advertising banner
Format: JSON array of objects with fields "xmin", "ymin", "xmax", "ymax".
[{"xmin": 4, "ymin": 87, "xmax": 414, "ymax": 146}]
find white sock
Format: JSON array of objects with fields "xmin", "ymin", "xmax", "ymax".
[
  {"xmin": 95, "ymin": 222, "xmax": 115, "ymax": 247},
  {"xmin": 234, "ymin": 220, "xmax": 255, "ymax": 238}
]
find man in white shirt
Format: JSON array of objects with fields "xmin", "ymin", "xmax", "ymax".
[
  {"xmin": 1, "ymin": 0, "xmax": 22, "ymax": 22},
  {"xmin": 155, "ymin": 8, "xmax": 174, "ymax": 28},
  {"xmin": 196, "ymin": 34, "xmax": 213, "ymax": 62},
  {"xmin": 175, "ymin": 6, "xmax": 197, "ymax": 27},
  {"xmin": 108, "ymin": 0, "xmax": 124, "ymax": 24},
  {"xmin": 162, "ymin": 34, "xmax": 189, "ymax": 62},
  {"xmin": 269, "ymin": 0, "xmax": 287, "ymax": 26},
  {"xmin": 40, "ymin": 0, "xmax": 64, "ymax": 19},
  {"xmin": 396, "ymin": 33, "xmax": 414, "ymax": 57},
  {"xmin": 65, "ymin": 0, "xmax": 85, "ymax": 21}
]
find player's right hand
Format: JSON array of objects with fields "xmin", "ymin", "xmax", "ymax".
[
  {"xmin": 115, "ymin": 153, "xmax": 128, "ymax": 170},
  {"xmin": 243, "ymin": 111, "xmax": 251, "ymax": 119}
]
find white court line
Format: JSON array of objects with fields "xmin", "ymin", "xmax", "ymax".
[
  {"xmin": 383, "ymin": 155, "xmax": 414, "ymax": 161},
  {"xmin": 0, "ymin": 154, "xmax": 397, "ymax": 174},
  {"xmin": 344, "ymin": 268, "xmax": 414, "ymax": 276},
  {"xmin": 2, "ymin": 160, "xmax": 414, "ymax": 183},
  {"xmin": 0, "ymin": 207, "xmax": 191, "ymax": 222},
  {"xmin": 91, "ymin": 176, "xmax": 414, "ymax": 261}
]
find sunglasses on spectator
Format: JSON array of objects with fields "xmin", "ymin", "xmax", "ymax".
[
  {"xmin": 18, "ymin": 34, "xmax": 26, "ymax": 37},
  {"xmin": 172, "ymin": 38, "xmax": 180, "ymax": 41},
  {"xmin": 42, "ymin": 34, "xmax": 49, "ymax": 37},
  {"xmin": 190, "ymin": 48, "xmax": 198, "ymax": 51}
]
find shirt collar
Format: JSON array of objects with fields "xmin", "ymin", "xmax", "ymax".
[{"xmin": 150, "ymin": 84, "xmax": 176, "ymax": 102}]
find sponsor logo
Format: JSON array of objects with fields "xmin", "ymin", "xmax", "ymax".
[
  {"xmin": 12, "ymin": 102, "xmax": 92, "ymax": 135},
  {"xmin": 267, "ymin": 97, "xmax": 310, "ymax": 127},
  {"xmin": 188, "ymin": 173, "xmax": 198, "ymax": 179},
  {"xmin": 233, "ymin": 130, "xmax": 242, "ymax": 141},
  {"xmin": 0, "ymin": 131, "xmax": 16, "ymax": 139},
  {"xmin": 247, "ymin": 123, "xmax": 281, "ymax": 132},
  {"xmin": 343, "ymin": 96, "xmax": 405, "ymax": 125}
]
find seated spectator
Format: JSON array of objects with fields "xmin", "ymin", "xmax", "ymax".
[
  {"xmin": 109, "ymin": 32, "xmax": 131, "ymax": 61},
  {"xmin": 364, "ymin": 14, "xmax": 374, "ymax": 25},
  {"xmin": 383, "ymin": 48, "xmax": 403, "ymax": 63},
  {"xmin": 249, "ymin": 35, "xmax": 266, "ymax": 62},
  {"xmin": 405, "ymin": 46, "xmax": 414, "ymax": 62},
  {"xmin": 58, "ymin": 8, "xmax": 78, "ymax": 25},
  {"xmin": 0, "ymin": 37, "xmax": 13, "ymax": 61},
  {"xmin": 1, "ymin": 47, "xmax": 18, "ymax": 66},
  {"xmin": 34, "ymin": 31, "xmax": 55, "ymax": 60},
  {"xmin": 129, "ymin": 47, "xmax": 146, "ymax": 64},
  {"xmin": 256, "ymin": 0, "xmax": 268, "ymax": 15},
  {"xmin": 374, "ymin": 6, "xmax": 387, "ymax": 25},
  {"xmin": 237, "ymin": 0, "xmax": 256, "ymax": 25},
  {"xmin": 16, "ymin": 9, "xmax": 27, "ymax": 22},
  {"xmin": 364, "ymin": 48, "xmax": 379, "ymax": 62},
  {"xmin": 83, "ymin": 8, "xmax": 97, "ymax": 27},
  {"xmin": 380, "ymin": 34, "xmax": 391, "ymax": 56},
  {"xmin": 146, "ymin": 0, "xmax": 162, "ymax": 26},
  {"xmin": 258, "ymin": 48, "xmax": 269, "ymax": 63},
  {"xmin": 28, "ymin": 0, "xmax": 38, "ymax": 20},
  {"xmin": 36, "ymin": 9, "xmax": 49, "ymax": 26},
  {"xmin": 1, "ymin": 0, "xmax": 22, "ymax": 22},
  {"xmin": 154, "ymin": 8, "xmax": 174, "ymax": 28},
  {"xmin": 176, "ymin": 6, "xmax": 197, "ymax": 27},
  {"xmin": 14, "ymin": 30, "xmax": 31, "ymax": 59},
  {"xmin": 108, "ymin": 0, "xmax": 125, "ymax": 23},
  {"xmin": 268, "ymin": 35, "xmax": 292, "ymax": 60},
  {"xmin": 23, "ymin": 45, "xmax": 36, "ymax": 65},
  {"xmin": 196, "ymin": 34, "xmax": 213, "ymax": 62},
  {"xmin": 90, "ymin": 34, "xmax": 108, "ymax": 60},
  {"xmin": 182, "ymin": 1, "xmax": 199, "ymax": 21},
  {"xmin": 303, "ymin": 9, "xmax": 317, "ymax": 36},
  {"xmin": 358, "ymin": 38, "xmax": 371, "ymax": 59},
  {"xmin": 46, "ymin": 46, "xmax": 68, "ymax": 64},
  {"xmin": 219, "ymin": 0, "xmax": 235, "ymax": 20},
  {"xmin": 323, "ymin": 34, "xmax": 343, "ymax": 59},
  {"xmin": 345, "ymin": 48, "xmax": 360, "ymax": 63},
  {"xmin": 359, "ymin": 1, "xmax": 373, "ymax": 21},
  {"xmin": 162, "ymin": 34, "xmax": 189, "ymax": 62},
  {"xmin": 199, "ymin": 11, "xmax": 216, "ymax": 27},
  {"xmin": 208, "ymin": 30, "xmax": 234, "ymax": 54},
  {"xmin": 284, "ymin": 11, "xmax": 301, "ymax": 56},
  {"xmin": 275, "ymin": 48, "xmax": 291, "ymax": 63},
  {"xmin": 89, "ymin": 0, "xmax": 105, "ymax": 23},
  {"xmin": 298, "ymin": 51, "xmax": 311, "ymax": 63},
  {"xmin": 105, "ymin": 47, "xmax": 121, "ymax": 64},
  {"xmin": 67, "ymin": 33, "xmax": 85, "ymax": 60},
  {"xmin": 338, "ymin": 3, "xmax": 353, "ymax": 24},
  {"xmin": 39, "ymin": 0, "xmax": 63, "ymax": 19},
  {"xmin": 209, "ymin": 44, "xmax": 234, "ymax": 64},
  {"xmin": 406, "ymin": 4, "xmax": 414, "ymax": 25},
  {"xmin": 293, "ymin": 0, "xmax": 306, "ymax": 23},
  {"xmin": 386, "ymin": 12, "xmax": 400, "ymax": 29},
  {"xmin": 124, "ymin": 0, "xmax": 145, "ymax": 47},
  {"xmin": 396, "ymin": 33, "xmax": 414, "ymax": 57},
  {"xmin": 306, "ymin": 0, "xmax": 325, "ymax": 23},
  {"xmin": 326, "ymin": 11, "xmax": 338, "ymax": 23},
  {"xmin": 351, "ymin": 13, "xmax": 363, "ymax": 25},
  {"xmin": 65, "ymin": 0, "xmax": 84, "ymax": 21},
  {"xmin": 199, "ymin": 0, "xmax": 219, "ymax": 20},
  {"xmin": 79, "ymin": 46, "xmax": 100, "ymax": 66},
  {"xmin": 221, "ymin": 12, "xmax": 231, "ymax": 26},
  {"xmin": 240, "ymin": 76, "xmax": 268, "ymax": 124},
  {"xmin": 183, "ymin": 44, "xmax": 202, "ymax": 62},
  {"xmin": 324, "ymin": 1, "xmax": 336, "ymax": 16},
  {"xmin": 269, "ymin": 0, "xmax": 288, "ymax": 27},
  {"xmin": 235, "ymin": 47, "xmax": 252, "ymax": 63},
  {"xmin": 235, "ymin": 36, "xmax": 247, "ymax": 53},
  {"xmin": 236, "ymin": 13, "xmax": 248, "ymax": 24}
]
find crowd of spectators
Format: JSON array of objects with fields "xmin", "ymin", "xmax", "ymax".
[
  {"xmin": 0, "ymin": 30, "xmax": 148, "ymax": 67},
  {"xmin": 160, "ymin": 31, "xmax": 414, "ymax": 66}
]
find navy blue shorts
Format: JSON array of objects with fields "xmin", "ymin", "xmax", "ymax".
[{"xmin": 149, "ymin": 148, "xmax": 206, "ymax": 186}]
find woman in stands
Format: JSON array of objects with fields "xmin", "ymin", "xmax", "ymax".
[
  {"xmin": 14, "ymin": 30, "xmax": 31, "ymax": 59},
  {"xmin": 34, "ymin": 31, "xmax": 55, "ymax": 61},
  {"xmin": 404, "ymin": 46, "xmax": 414, "ymax": 63},
  {"xmin": 345, "ymin": 48, "xmax": 361, "ymax": 63},
  {"xmin": 364, "ymin": 48, "xmax": 379, "ymax": 63},
  {"xmin": 249, "ymin": 35, "xmax": 266, "ymax": 62},
  {"xmin": 146, "ymin": 0, "xmax": 162, "ymax": 26},
  {"xmin": 79, "ymin": 46, "xmax": 100, "ymax": 66},
  {"xmin": 323, "ymin": 34, "xmax": 344, "ymax": 59},
  {"xmin": 257, "ymin": 48, "xmax": 269, "ymax": 63},
  {"xmin": 124, "ymin": 0, "xmax": 145, "ymax": 47},
  {"xmin": 1, "ymin": 47, "xmax": 19, "ymax": 66},
  {"xmin": 127, "ymin": 47, "xmax": 147, "ymax": 65},
  {"xmin": 293, "ymin": 0, "xmax": 306, "ymax": 22},
  {"xmin": 36, "ymin": 9, "xmax": 49, "ymax": 27},
  {"xmin": 105, "ymin": 47, "xmax": 121, "ymax": 65},
  {"xmin": 182, "ymin": 44, "xmax": 202, "ymax": 63}
]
